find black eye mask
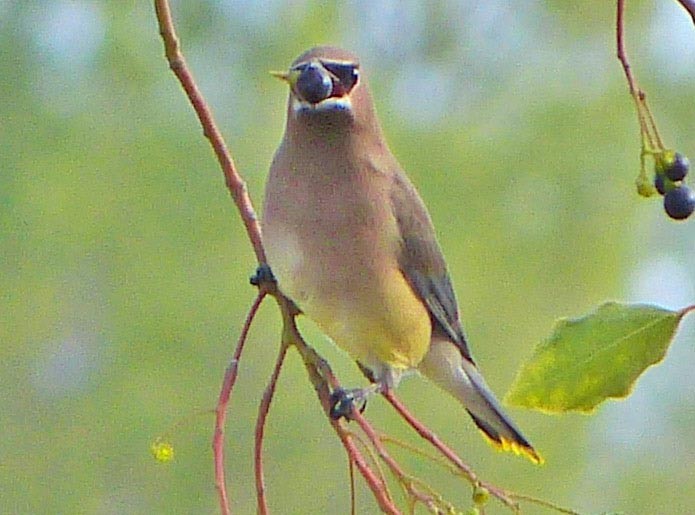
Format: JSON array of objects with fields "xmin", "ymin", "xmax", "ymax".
[
  {"xmin": 321, "ymin": 61, "xmax": 359, "ymax": 96},
  {"xmin": 292, "ymin": 60, "xmax": 360, "ymax": 104}
]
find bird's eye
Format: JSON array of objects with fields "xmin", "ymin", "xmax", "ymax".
[{"xmin": 322, "ymin": 62, "xmax": 359, "ymax": 93}]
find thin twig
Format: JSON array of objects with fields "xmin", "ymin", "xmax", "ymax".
[
  {"xmin": 349, "ymin": 458, "xmax": 356, "ymax": 515},
  {"xmin": 212, "ymin": 291, "xmax": 267, "ymax": 515},
  {"xmin": 679, "ymin": 304, "xmax": 695, "ymax": 317},
  {"xmin": 153, "ymin": 2, "xmax": 269, "ymax": 512},
  {"xmin": 154, "ymin": 2, "xmax": 583, "ymax": 513},
  {"xmin": 615, "ymin": 0, "xmax": 636, "ymax": 96},
  {"xmin": 616, "ymin": 0, "xmax": 661, "ymax": 153},
  {"xmin": 643, "ymin": 98, "xmax": 665, "ymax": 150},
  {"xmin": 509, "ymin": 493, "xmax": 581, "ymax": 515},
  {"xmin": 254, "ymin": 340, "xmax": 290, "ymax": 515},
  {"xmin": 350, "ymin": 405, "xmax": 443, "ymax": 512},
  {"xmin": 283, "ymin": 310, "xmax": 401, "ymax": 514},
  {"xmin": 349, "ymin": 429, "xmax": 395, "ymax": 506},
  {"xmin": 153, "ymin": 0, "xmax": 266, "ymax": 264},
  {"xmin": 383, "ymin": 391, "xmax": 519, "ymax": 511},
  {"xmin": 154, "ymin": 2, "xmax": 400, "ymax": 510},
  {"xmin": 383, "ymin": 391, "xmax": 477, "ymax": 481}
]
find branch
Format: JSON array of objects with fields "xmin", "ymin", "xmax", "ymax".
[
  {"xmin": 616, "ymin": 0, "xmax": 638, "ymax": 96},
  {"xmin": 350, "ymin": 408, "xmax": 447, "ymax": 512},
  {"xmin": 279, "ymin": 298, "xmax": 401, "ymax": 514},
  {"xmin": 153, "ymin": 2, "xmax": 577, "ymax": 514},
  {"xmin": 383, "ymin": 391, "xmax": 519, "ymax": 510},
  {"xmin": 153, "ymin": 0, "xmax": 265, "ymax": 264},
  {"xmin": 213, "ymin": 291, "xmax": 267, "ymax": 515},
  {"xmin": 153, "ymin": 2, "xmax": 401, "ymax": 509},
  {"xmin": 255, "ymin": 340, "xmax": 290, "ymax": 515},
  {"xmin": 616, "ymin": 0, "xmax": 685, "ymax": 198}
]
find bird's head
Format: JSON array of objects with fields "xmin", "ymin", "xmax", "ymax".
[{"xmin": 273, "ymin": 46, "xmax": 379, "ymax": 135}]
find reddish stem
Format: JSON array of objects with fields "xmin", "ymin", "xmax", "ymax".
[
  {"xmin": 286, "ymin": 324, "xmax": 401, "ymax": 514},
  {"xmin": 212, "ymin": 291, "xmax": 267, "ymax": 515},
  {"xmin": 254, "ymin": 342, "xmax": 290, "ymax": 515},
  {"xmin": 153, "ymin": 0, "xmax": 266, "ymax": 265},
  {"xmin": 383, "ymin": 391, "xmax": 519, "ymax": 510},
  {"xmin": 153, "ymin": 2, "xmax": 395, "ymax": 508},
  {"xmin": 349, "ymin": 459, "xmax": 356, "ymax": 515},
  {"xmin": 332, "ymin": 419, "xmax": 400, "ymax": 515},
  {"xmin": 616, "ymin": 0, "xmax": 637, "ymax": 96},
  {"xmin": 679, "ymin": 304, "xmax": 695, "ymax": 318},
  {"xmin": 351, "ymin": 407, "xmax": 440, "ymax": 511}
]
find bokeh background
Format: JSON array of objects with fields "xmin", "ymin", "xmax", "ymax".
[{"xmin": 3, "ymin": 1, "xmax": 695, "ymax": 513}]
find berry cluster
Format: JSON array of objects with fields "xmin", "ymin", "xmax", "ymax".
[{"xmin": 654, "ymin": 151, "xmax": 694, "ymax": 220}]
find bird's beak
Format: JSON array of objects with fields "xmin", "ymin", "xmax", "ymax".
[
  {"xmin": 270, "ymin": 69, "xmax": 301, "ymax": 88},
  {"xmin": 272, "ymin": 61, "xmax": 349, "ymax": 112}
]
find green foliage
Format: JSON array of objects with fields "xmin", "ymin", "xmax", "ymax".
[
  {"xmin": 506, "ymin": 302, "xmax": 688, "ymax": 413},
  {"xmin": 2, "ymin": 1, "xmax": 695, "ymax": 514}
]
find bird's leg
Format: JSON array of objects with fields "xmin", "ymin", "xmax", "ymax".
[
  {"xmin": 250, "ymin": 263, "xmax": 276, "ymax": 287},
  {"xmin": 330, "ymin": 365, "xmax": 398, "ymax": 420},
  {"xmin": 356, "ymin": 361, "xmax": 376, "ymax": 383},
  {"xmin": 250, "ymin": 264, "xmax": 301, "ymax": 314},
  {"xmin": 329, "ymin": 383, "xmax": 385, "ymax": 420}
]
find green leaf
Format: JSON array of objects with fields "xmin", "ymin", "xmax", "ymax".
[{"xmin": 505, "ymin": 302, "xmax": 691, "ymax": 413}]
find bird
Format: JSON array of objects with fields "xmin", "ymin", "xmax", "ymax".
[{"xmin": 261, "ymin": 46, "xmax": 542, "ymax": 464}]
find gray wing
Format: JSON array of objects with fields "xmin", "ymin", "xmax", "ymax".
[{"xmin": 389, "ymin": 169, "xmax": 474, "ymax": 363}]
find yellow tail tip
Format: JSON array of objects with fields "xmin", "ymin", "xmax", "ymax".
[{"xmin": 482, "ymin": 432, "xmax": 545, "ymax": 465}]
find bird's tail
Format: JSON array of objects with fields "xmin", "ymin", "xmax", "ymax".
[{"xmin": 418, "ymin": 339, "xmax": 543, "ymax": 465}]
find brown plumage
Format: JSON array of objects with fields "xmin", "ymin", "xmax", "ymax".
[{"xmin": 262, "ymin": 46, "xmax": 542, "ymax": 464}]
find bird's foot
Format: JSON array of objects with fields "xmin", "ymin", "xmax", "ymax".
[
  {"xmin": 250, "ymin": 264, "xmax": 276, "ymax": 288},
  {"xmin": 329, "ymin": 384, "xmax": 382, "ymax": 420},
  {"xmin": 250, "ymin": 264, "xmax": 302, "ymax": 314},
  {"xmin": 329, "ymin": 388, "xmax": 367, "ymax": 420}
]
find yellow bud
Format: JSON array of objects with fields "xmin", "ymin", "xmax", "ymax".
[
  {"xmin": 636, "ymin": 176, "xmax": 656, "ymax": 197},
  {"xmin": 472, "ymin": 485, "xmax": 490, "ymax": 505},
  {"xmin": 151, "ymin": 439, "xmax": 175, "ymax": 463}
]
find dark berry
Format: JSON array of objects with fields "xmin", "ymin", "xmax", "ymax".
[
  {"xmin": 664, "ymin": 185, "xmax": 695, "ymax": 220},
  {"xmin": 295, "ymin": 63, "xmax": 333, "ymax": 104},
  {"xmin": 665, "ymin": 152, "xmax": 690, "ymax": 182},
  {"xmin": 654, "ymin": 174, "xmax": 666, "ymax": 195}
]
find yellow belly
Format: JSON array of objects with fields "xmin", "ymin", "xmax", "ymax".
[
  {"xmin": 263, "ymin": 215, "xmax": 432, "ymax": 372},
  {"xmin": 306, "ymin": 266, "xmax": 432, "ymax": 371}
]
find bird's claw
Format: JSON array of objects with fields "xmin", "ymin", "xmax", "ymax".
[
  {"xmin": 250, "ymin": 264, "xmax": 276, "ymax": 287},
  {"xmin": 329, "ymin": 387, "xmax": 367, "ymax": 420}
]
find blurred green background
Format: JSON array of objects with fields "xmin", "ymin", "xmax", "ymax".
[{"xmin": 2, "ymin": 1, "xmax": 695, "ymax": 513}]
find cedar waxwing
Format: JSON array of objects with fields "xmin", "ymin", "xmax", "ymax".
[{"xmin": 262, "ymin": 46, "xmax": 542, "ymax": 464}]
